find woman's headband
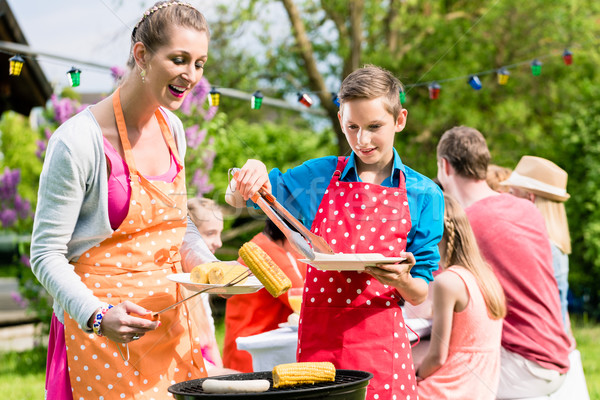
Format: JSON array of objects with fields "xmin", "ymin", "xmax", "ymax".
[{"xmin": 132, "ymin": 1, "xmax": 194, "ymax": 40}]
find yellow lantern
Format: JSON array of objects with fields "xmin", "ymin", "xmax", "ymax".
[
  {"xmin": 497, "ymin": 68, "xmax": 510, "ymax": 85},
  {"xmin": 9, "ymin": 55, "xmax": 24, "ymax": 76}
]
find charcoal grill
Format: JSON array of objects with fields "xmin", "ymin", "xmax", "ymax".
[{"xmin": 168, "ymin": 369, "xmax": 373, "ymax": 400}]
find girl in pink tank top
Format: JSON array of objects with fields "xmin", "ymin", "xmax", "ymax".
[{"xmin": 416, "ymin": 194, "xmax": 507, "ymax": 400}]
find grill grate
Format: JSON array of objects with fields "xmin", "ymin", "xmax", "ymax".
[{"xmin": 169, "ymin": 369, "xmax": 373, "ymax": 399}]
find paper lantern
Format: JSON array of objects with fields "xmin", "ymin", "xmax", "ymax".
[
  {"xmin": 399, "ymin": 89, "xmax": 406, "ymax": 103},
  {"xmin": 468, "ymin": 75, "xmax": 482, "ymax": 90},
  {"xmin": 428, "ymin": 82, "xmax": 441, "ymax": 100},
  {"xmin": 563, "ymin": 49, "xmax": 573, "ymax": 66},
  {"xmin": 251, "ymin": 90, "xmax": 263, "ymax": 110},
  {"xmin": 8, "ymin": 55, "xmax": 24, "ymax": 76},
  {"xmin": 331, "ymin": 93, "xmax": 340, "ymax": 107},
  {"xmin": 208, "ymin": 87, "xmax": 221, "ymax": 107},
  {"xmin": 530, "ymin": 59, "xmax": 542, "ymax": 76},
  {"xmin": 67, "ymin": 67, "xmax": 82, "ymax": 87},
  {"xmin": 297, "ymin": 92, "xmax": 313, "ymax": 108},
  {"xmin": 497, "ymin": 68, "xmax": 510, "ymax": 85}
]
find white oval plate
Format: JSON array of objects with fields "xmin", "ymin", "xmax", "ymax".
[
  {"xmin": 300, "ymin": 253, "xmax": 406, "ymax": 271},
  {"xmin": 167, "ymin": 273, "xmax": 263, "ymax": 294}
]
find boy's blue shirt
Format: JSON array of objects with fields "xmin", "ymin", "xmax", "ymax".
[{"xmin": 260, "ymin": 149, "xmax": 443, "ymax": 283}]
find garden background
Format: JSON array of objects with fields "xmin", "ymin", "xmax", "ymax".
[{"xmin": 1, "ymin": 0, "xmax": 599, "ymax": 398}]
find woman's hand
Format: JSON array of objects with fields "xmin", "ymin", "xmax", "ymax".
[{"xmin": 98, "ymin": 301, "xmax": 161, "ymax": 343}]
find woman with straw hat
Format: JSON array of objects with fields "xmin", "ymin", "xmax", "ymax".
[{"xmin": 500, "ymin": 156, "xmax": 571, "ymax": 331}]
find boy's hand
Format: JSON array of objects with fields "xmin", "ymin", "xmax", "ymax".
[
  {"xmin": 232, "ymin": 159, "xmax": 271, "ymax": 201},
  {"xmin": 366, "ymin": 251, "xmax": 415, "ymax": 287},
  {"xmin": 365, "ymin": 252, "xmax": 427, "ymax": 305}
]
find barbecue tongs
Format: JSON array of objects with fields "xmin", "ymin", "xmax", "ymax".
[{"xmin": 230, "ymin": 168, "xmax": 334, "ymax": 261}]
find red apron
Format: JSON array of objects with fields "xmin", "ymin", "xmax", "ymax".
[
  {"xmin": 63, "ymin": 88, "xmax": 206, "ymax": 399},
  {"xmin": 297, "ymin": 157, "xmax": 417, "ymax": 400}
]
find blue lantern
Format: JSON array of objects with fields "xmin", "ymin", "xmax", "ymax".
[{"xmin": 468, "ymin": 75, "xmax": 482, "ymax": 90}]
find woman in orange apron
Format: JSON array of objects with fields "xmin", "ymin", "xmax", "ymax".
[{"xmin": 30, "ymin": 3, "xmax": 213, "ymax": 399}]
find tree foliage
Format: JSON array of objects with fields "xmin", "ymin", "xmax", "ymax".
[{"xmin": 207, "ymin": 0, "xmax": 600, "ymax": 316}]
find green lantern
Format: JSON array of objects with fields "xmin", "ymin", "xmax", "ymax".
[
  {"xmin": 251, "ymin": 90, "xmax": 264, "ymax": 110},
  {"xmin": 67, "ymin": 66, "xmax": 82, "ymax": 87},
  {"xmin": 530, "ymin": 59, "xmax": 542, "ymax": 76},
  {"xmin": 8, "ymin": 55, "xmax": 24, "ymax": 76}
]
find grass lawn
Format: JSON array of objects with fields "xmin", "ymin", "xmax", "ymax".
[
  {"xmin": 1, "ymin": 316, "xmax": 598, "ymax": 399},
  {"xmin": 573, "ymin": 317, "xmax": 600, "ymax": 399}
]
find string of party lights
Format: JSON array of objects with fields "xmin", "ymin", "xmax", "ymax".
[{"xmin": 1, "ymin": 39, "xmax": 579, "ymax": 111}]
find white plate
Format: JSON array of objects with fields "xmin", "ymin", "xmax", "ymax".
[
  {"xmin": 167, "ymin": 273, "xmax": 263, "ymax": 294},
  {"xmin": 300, "ymin": 253, "xmax": 406, "ymax": 271}
]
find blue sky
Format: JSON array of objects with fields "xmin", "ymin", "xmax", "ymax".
[{"xmin": 7, "ymin": 0, "xmax": 223, "ymax": 93}]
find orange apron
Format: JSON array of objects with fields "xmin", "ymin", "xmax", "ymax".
[{"xmin": 64, "ymin": 88, "xmax": 206, "ymax": 399}]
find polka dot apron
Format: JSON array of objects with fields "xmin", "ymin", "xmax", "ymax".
[
  {"xmin": 63, "ymin": 88, "xmax": 206, "ymax": 399},
  {"xmin": 297, "ymin": 157, "xmax": 418, "ymax": 400}
]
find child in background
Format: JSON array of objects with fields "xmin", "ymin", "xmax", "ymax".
[
  {"xmin": 417, "ymin": 194, "xmax": 506, "ymax": 400},
  {"xmin": 188, "ymin": 197, "xmax": 224, "ymax": 254},
  {"xmin": 228, "ymin": 65, "xmax": 444, "ymax": 400},
  {"xmin": 223, "ymin": 219, "xmax": 307, "ymax": 372},
  {"xmin": 186, "ymin": 197, "xmax": 237, "ymax": 376}
]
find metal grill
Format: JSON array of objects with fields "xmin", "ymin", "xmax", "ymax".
[{"xmin": 168, "ymin": 369, "xmax": 373, "ymax": 399}]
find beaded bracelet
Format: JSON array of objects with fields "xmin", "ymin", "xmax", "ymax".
[{"xmin": 92, "ymin": 304, "xmax": 114, "ymax": 337}]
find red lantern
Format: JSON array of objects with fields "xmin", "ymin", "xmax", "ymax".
[
  {"xmin": 297, "ymin": 92, "xmax": 313, "ymax": 108},
  {"xmin": 563, "ymin": 49, "xmax": 573, "ymax": 66},
  {"xmin": 428, "ymin": 82, "xmax": 441, "ymax": 100}
]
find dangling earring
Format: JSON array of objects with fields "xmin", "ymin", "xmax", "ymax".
[{"xmin": 140, "ymin": 69, "xmax": 146, "ymax": 83}]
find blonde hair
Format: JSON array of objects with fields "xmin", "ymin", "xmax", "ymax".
[
  {"xmin": 534, "ymin": 196, "xmax": 572, "ymax": 254},
  {"xmin": 443, "ymin": 194, "xmax": 507, "ymax": 319},
  {"xmin": 486, "ymin": 164, "xmax": 512, "ymax": 193},
  {"xmin": 187, "ymin": 197, "xmax": 223, "ymax": 227}
]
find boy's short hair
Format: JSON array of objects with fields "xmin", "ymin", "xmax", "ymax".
[
  {"xmin": 338, "ymin": 64, "xmax": 404, "ymax": 120},
  {"xmin": 437, "ymin": 126, "xmax": 490, "ymax": 180}
]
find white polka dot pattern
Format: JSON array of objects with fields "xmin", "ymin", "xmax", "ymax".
[
  {"xmin": 64, "ymin": 105, "xmax": 206, "ymax": 399},
  {"xmin": 297, "ymin": 159, "xmax": 416, "ymax": 399}
]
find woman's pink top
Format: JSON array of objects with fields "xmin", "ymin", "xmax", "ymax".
[
  {"xmin": 103, "ymin": 136, "xmax": 179, "ymax": 230},
  {"xmin": 418, "ymin": 266, "xmax": 503, "ymax": 400}
]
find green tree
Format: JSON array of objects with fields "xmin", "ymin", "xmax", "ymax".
[{"xmin": 207, "ymin": 0, "xmax": 600, "ymax": 316}]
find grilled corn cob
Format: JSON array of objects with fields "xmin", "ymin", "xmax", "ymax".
[
  {"xmin": 272, "ymin": 362, "xmax": 336, "ymax": 388},
  {"xmin": 239, "ymin": 242, "xmax": 292, "ymax": 297},
  {"xmin": 208, "ymin": 264, "xmax": 249, "ymax": 285}
]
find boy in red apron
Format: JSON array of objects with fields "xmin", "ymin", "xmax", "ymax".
[{"xmin": 229, "ymin": 65, "xmax": 444, "ymax": 400}]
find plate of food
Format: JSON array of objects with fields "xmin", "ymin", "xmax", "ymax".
[
  {"xmin": 168, "ymin": 262, "xmax": 263, "ymax": 294},
  {"xmin": 167, "ymin": 273, "xmax": 264, "ymax": 294},
  {"xmin": 300, "ymin": 253, "xmax": 406, "ymax": 271}
]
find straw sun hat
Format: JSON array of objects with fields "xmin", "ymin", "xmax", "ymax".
[{"xmin": 500, "ymin": 156, "xmax": 570, "ymax": 202}]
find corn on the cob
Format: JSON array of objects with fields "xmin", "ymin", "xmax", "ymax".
[
  {"xmin": 208, "ymin": 264, "xmax": 249, "ymax": 285},
  {"xmin": 190, "ymin": 262, "xmax": 224, "ymax": 284},
  {"xmin": 239, "ymin": 242, "xmax": 292, "ymax": 297},
  {"xmin": 272, "ymin": 362, "xmax": 336, "ymax": 388}
]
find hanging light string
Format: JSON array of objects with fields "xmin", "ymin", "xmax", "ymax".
[
  {"xmin": 0, "ymin": 39, "xmax": 583, "ymax": 106},
  {"xmin": 404, "ymin": 48, "xmax": 569, "ymax": 88}
]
